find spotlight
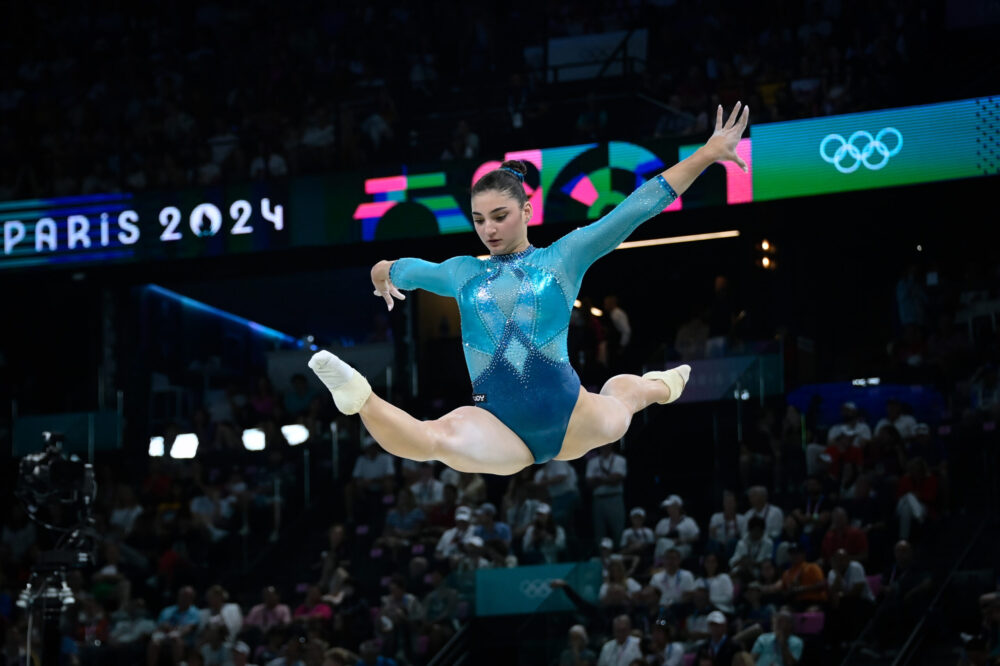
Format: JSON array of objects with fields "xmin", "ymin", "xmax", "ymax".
[
  {"xmin": 169, "ymin": 433, "xmax": 199, "ymax": 459},
  {"xmin": 590, "ymin": 307, "xmax": 603, "ymax": 317},
  {"xmin": 148, "ymin": 437, "xmax": 165, "ymax": 457},
  {"xmin": 761, "ymin": 239, "xmax": 770, "ymax": 251},
  {"xmin": 762, "ymin": 257, "xmax": 771, "ymax": 268},
  {"xmin": 281, "ymin": 425, "xmax": 309, "ymax": 446},
  {"xmin": 573, "ymin": 300, "xmax": 582, "ymax": 308},
  {"xmin": 242, "ymin": 428, "xmax": 266, "ymax": 451}
]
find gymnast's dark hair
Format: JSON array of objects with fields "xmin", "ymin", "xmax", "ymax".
[{"xmin": 471, "ymin": 159, "xmax": 529, "ymax": 207}]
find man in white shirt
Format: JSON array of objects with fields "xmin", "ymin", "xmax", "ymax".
[
  {"xmin": 620, "ymin": 507, "xmax": 655, "ymax": 558},
  {"xmin": 586, "ymin": 445, "xmax": 627, "ymax": 549},
  {"xmin": 347, "ymin": 436, "xmax": 396, "ymax": 523},
  {"xmin": 826, "ymin": 401, "xmax": 872, "ymax": 447},
  {"xmin": 874, "ymin": 398, "xmax": 918, "ymax": 440},
  {"xmin": 648, "ymin": 548, "xmax": 696, "ymax": 608},
  {"xmin": 597, "ymin": 614, "xmax": 642, "ymax": 666},
  {"xmin": 410, "ymin": 462, "xmax": 445, "ymax": 510},
  {"xmin": 534, "ymin": 459, "xmax": 580, "ymax": 525},
  {"xmin": 654, "ymin": 495, "xmax": 700, "ymax": 560},
  {"xmin": 729, "ymin": 517, "xmax": 774, "ymax": 579},
  {"xmin": 743, "ymin": 486, "xmax": 784, "ymax": 540},
  {"xmin": 827, "ymin": 548, "xmax": 876, "ymax": 643},
  {"xmin": 708, "ymin": 490, "xmax": 747, "ymax": 557},
  {"xmin": 435, "ymin": 506, "xmax": 474, "ymax": 562}
]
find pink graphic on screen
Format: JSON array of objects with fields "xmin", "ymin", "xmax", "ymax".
[
  {"xmin": 670, "ymin": 138, "xmax": 753, "ymax": 210},
  {"xmin": 568, "ymin": 176, "xmax": 599, "ymax": 207}
]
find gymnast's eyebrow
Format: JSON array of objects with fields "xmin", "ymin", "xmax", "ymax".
[{"xmin": 472, "ymin": 206, "xmax": 509, "ymax": 216}]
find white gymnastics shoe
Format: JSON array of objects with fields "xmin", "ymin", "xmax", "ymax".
[
  {"xmin": 642, "ymin": 364, "xmax": 691, "ymax": 404},
  {"xmin": 308, "ymin": 350, "xmax": 372, "ymax": 415}
]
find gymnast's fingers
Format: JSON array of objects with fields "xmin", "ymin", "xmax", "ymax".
[
  {"xmin": 726, "ymin": 101, "xmax": 742, "ymax": 129},
  {"xmin": 715, "ymin": 104, "xmax": 723, "ymax": 132},
  {"xmin": 389, "ymin": 283, "xmax": 406, "ymax": 300},
  {"xmin": 380, "ymin": 283, "xmax": 394, "ymax": 310}
]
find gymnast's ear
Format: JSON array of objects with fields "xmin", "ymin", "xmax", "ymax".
[{"xmin": 522, "ymin": 200, "xmax": 533, "ymax": 224}]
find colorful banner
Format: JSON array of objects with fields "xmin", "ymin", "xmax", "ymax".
[{"xmin": 1, "ymin": 95, "xmax": 996, "ymax": 272}]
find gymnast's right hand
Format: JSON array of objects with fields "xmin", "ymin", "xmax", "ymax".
[{"xmin": 371, "ymin": 260, "xmax": 406, "ymax": 311}]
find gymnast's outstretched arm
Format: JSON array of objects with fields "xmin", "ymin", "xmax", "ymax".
[
  {"xmin": 551, "ymin": 101, "xmax": 750, "ymax": 284},
  {"xmin": 369, "ymin": 256, "xmax": 478, "ymax": 310}
]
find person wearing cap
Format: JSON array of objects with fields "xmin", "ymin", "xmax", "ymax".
[
  {"xmin": 456, "ymin": 533, "xmax": 493, "ymax": 571},
  {"xmin": 708, "ymin": 490, "xmax": 747, "ymax": 560},
  {"xmin": 473, "ymin": 502, "xmax": 512, "ymax": 546},
  {"xmin": 410, "ymin": 461, "xmax": 446, "ymax": 510},
  {"xmin": 749, "ymin": 608, "xmax": 803, "ymax": 665},
  {"xmin": 620, "ymin": 507, "xmax": 655, "ymax": 559},
  {"xmin": 434, "ymin": 505, "xmax": 474, "ymax": 561},
  {"xmin": 654, "ymin": 495, "xmax": 700, "ymax": 560},
  {"xmin": 586, "ymin": 444, "xmax": 628, "ymax": 550},
  {"xmin": 874, "ymin": 398, "xmax": 918, "ymax": 440},
  {"xmin": 649, "ymin": 620, "xmax": 685, "ymax": 666},
  {"xmin": 558, "ymin": 624, "xmax": 597, "ymax": 666},
  {"xmin": 742, "ymin": 486, "xmax": 783, "ymax": 540},
  {"xmin": 697, "ymin": 611, "xmax": 740, "ymax": 665},
  {"xmin": 649, "ymin": 547, "xmax": 696, "ymax": 609},
  {"xmin": 522, "ymin": 502, "xmax": 566, "ymax": 564},
  {"xmin": 231, "ymin": 640, "xmax": 257, "ymax": 666},
  {"xmin": 347, "ymin": 434, "xmax": 396, "ymax": 523},
  {"xmin": 826, "ymin": 401, "xmax": 872, "ymax": 447},
  {"xmin": 596, "ymin": 614, "xmax": 642, "ymax": 666}
]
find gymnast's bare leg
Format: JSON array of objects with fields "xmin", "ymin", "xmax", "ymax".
[{"xmin": 310, "ymin": 351, "xmax": 534, "ymax": 475}]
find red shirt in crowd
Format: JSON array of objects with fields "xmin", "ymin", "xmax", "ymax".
[{"xmin": 821, "ymin": 526, "xmax": 869, "ymax": 562}]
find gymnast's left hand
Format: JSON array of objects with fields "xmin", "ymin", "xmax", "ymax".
[
  {"xmin": 371, "ymin": 260, "xmax": 406, "ymax": 311},
  {"xmin": 705, "ymin": 101, "xmax": 750, "ymax": 172}
]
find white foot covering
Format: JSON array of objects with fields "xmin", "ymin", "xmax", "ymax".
[
  {"xmin": 308, "ymin": 350, "xmax": 372, "ymax": 415},
  {"xmin": 642, "ymin": 364, "xmax": 691, "ymax": 404}
]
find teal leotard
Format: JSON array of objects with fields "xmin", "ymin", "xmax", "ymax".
[{"xmin": 390, "ymin": 174, "xmax": 678, "ymax": 463}]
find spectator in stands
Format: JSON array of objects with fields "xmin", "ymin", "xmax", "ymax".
[
  {"xmin": 378, "ymin": 574, "xmax": 424, "ymax": 659},
  {"xmin": 189, "ymin": 483, "xmax": 235, "ymax": 543},
  {"xmin": 435, "ymin": 506, "xmax": 474, "ymax": 562},
  {"xmin": 348, "ymin": 436, "xmax": 396, "ymax": 524},
  {"xmin": 318, "ymin": 524, "xmax": 351, "ymax": 591},
  {"xmin": 730, "ymin": 517, "xmax": 774, "ymax": 581},
  {"xmin": 455, "ymin": 535, "xmax": 493, "ymax": 572},
  {"xmin": 895, "ymin": 457, "xmax": 939, "ymax": 540},
  {"xmin": 700, "ymin": 611, "xmax": 741, "ymax": 665},
  {"xmin": 649, "ymin": 547, "xmax": 696, "ymax": 611},
  {"xmin": 749, "ymin": 609, "xmax": 803, "ymax": 665},
  {"xmin": 358, "ymin": 638, "xmax": 397, "ymax": 666},
  {"xmin": 410, "ymin": 462, "xmax": 445, "ymax": 511},
  {"xmin": 106, "ymin": 599, "xmax": 156, "ymax": 663},
  {"xmin": 200, "ymin": 584, "xmax": 243, "ymax": 643},
  {"xmin": 244, "ymin": 586, "xmax": 292, "ymax": 635},
  {"xmin": 654, "ymin": 495, "xmax": 700, "ymax": 560},
  {"xmin": 503, "ymin": 469, "xmax": 542, "ymax": 544},
  {"xmin": 424, "ymin": 483, "xmax": 460, "ymax": 537},
  {"xmin": 826, "ymin": 402, "xmax": 872, "ymax": 448},
  {"xmin": 559, "ymin": 624, "xmax": 597, "ymax": 666},
  {"xmin": 773, "ymin": 515, "xmax": 804, "ymax": 568},
  {"xmin": 379, "ymin": 487, "xmax": 426, "ymax": 558},
  {"xmin": 602, "ymin": 294, "xmax": 631, "ymax": 372},
  {"xmin": 736, "ymin": 582, "xmax": 774, "ymax": 634},
  {"xmin": 597, "ymin": 615, "xmax": 642, "ymax": 666},
  {"xmin": 648, "ymin": 619, "xmax": 685, "ymax": 666},
  {"xmin": 147, "ymin": 585, "xmax": 200, "ymax": 666},
  {"xmin": 880, "ymin": 541, "xmax": 932, "ymax": 636},
  {"xmin": 826, "ymin": 548, "xmax": 875, "ymax": 644},
  {"xmin": 599, "ymin": 555, "xmax": 641, "ymax": 608},
  {"xmin": 534, "ymin": 459, "xmax": 581, "ymax": 526},
  {"xmin": 874, "ymin": 398, "xmax": 917, "ymax": 440},
  {"xmin": 283, "ymin": 373, "xmax": 318, "ymax": 420},
  {"xmin": 684, "ymin": 584, "xmax": 718, "ymax": 644},
  {"xmin": 699, "ymin": 552, "xmax": 735, "ymax": 614},
  {"xmin": 421, "ymin": 565, "xmax": 459, "ymax": 631},
  {"xmin": 109, "ymin": 485, "xmax": 144, "ymax": 537},
  {"xmin": 473, "ymin": 503, "xmax": 511, "ymax": 546},
  {"xmin": 293, "ymin": 585, "xmax": 332, "ymax": 622},
  {"xmin": 743, "ymin": 487, "xmax": 783, "ymax": 540},
  {"xmin": 767, "ymin": 544, "xmax": 827, "ymax": 610},
  {"xmin": 522, "ymin": 503, "xmax": 566, "ymax": 564},
  {"xmin": 454, "ymin": 472, "xmax": 487, "ymax": 506},
  {"xmin": 820, "ymin": 507, "xmax": 869, "ymax": 566},
  {"xmin": 587, "ymin": 445, "xmax": 627, "ymax": 549},
  {"xmin": 820, "ymin": 432, "xmax": 864, "ymax": 489},
  {"xmin": 620, "ymin": 507, "xmax": 655, "ymax": 561},
  {"xmin": 708, "ymin": 490, "xmax": 747, "ymax": 559}
]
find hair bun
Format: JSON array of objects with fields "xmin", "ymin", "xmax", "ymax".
[{"xmin": 499, "ymin": 160, "xmax": 527, "ymax": 180}]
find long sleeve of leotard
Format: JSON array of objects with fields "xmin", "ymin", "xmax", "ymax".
[
  {"xmin": 549, "ymin": 174, "xmax": 678, "ymax": 287},
  {"xmin": 389, "ymin": 256, "xmax": 478, "ymax": 298}
]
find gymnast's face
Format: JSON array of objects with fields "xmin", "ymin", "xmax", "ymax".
[{"xmin": 471, "ymin": 189, "xmax": 532, "ymax": 256}]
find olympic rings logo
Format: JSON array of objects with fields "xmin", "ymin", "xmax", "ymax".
[
  {"xmin": 819, "ymin": 128, "xmax": 903, "ymax": 173},
  {"xmin": 519, "ymin": 579, "xmax": 554, "ymax": 599}
]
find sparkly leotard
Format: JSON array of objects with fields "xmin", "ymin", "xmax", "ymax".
[{"xmin": 390, "ymin": 174, "xmax": 678, "ymax": 463}]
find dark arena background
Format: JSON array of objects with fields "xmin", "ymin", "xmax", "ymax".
[{"xmin": 1, "ymin": 2, "xmax": 999, "ymax": 665}]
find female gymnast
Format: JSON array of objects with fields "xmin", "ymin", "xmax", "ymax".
[{"xmin": 311, "ymin": 102, "xmax": 751, "ymax": 476}]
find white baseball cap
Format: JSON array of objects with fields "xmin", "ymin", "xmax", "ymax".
[
  {"xmin": 660, "ymin": 495, "xmax": 683, "ymax": 508},
  {"xmin": 630, "ymin": 507, "xmax": 646, "ymax": 517},
  {"xmin": 536, "ymin": 502, "xmax": 552, "ymax": 515},
  {"xmin": 600, "ymin": 537, "xmax": 614, "ymax": 550},
  {"xmin": 707, "ymin": 611, "xmax": 727, "ymax": 625},
  {"xmin": 455, "ymin": 506, "xmax": 472, "ymax": 521}
]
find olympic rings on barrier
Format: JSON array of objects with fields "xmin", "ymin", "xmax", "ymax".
[
  {"xmin": 820, "ymin": 128, "xmax": 903, "ymax": 173},
  {"xmin": 519, "ymin": 578, "xmax": 554, "ymax": 599}
]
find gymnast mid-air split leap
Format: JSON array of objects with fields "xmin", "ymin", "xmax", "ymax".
[{"xmin": 310, "ymin": 102, "xmax": 751, "ymax": 476}]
